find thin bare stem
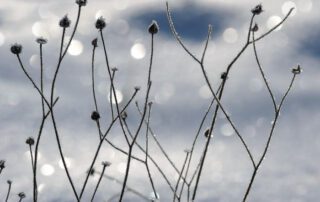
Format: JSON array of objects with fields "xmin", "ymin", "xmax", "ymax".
[
  {"xmin": 119, "ymin": 32, "xmax": 155, "ymax": 201},
  {"xmin": 173, "ymin": 151, "xmax": 190, "ymax": 202},
  {"xmin": 91, "ymin": 165, "xmax": 107, "ymax": 201},
  {"xmin": 5, "ymin": 182, "xmax": 11, "ymax": 202},
  {"xmin": 201, "ymin": 25, "xmax": 212, "ymax": 64},
  {"xmin": 252, "ymin": 32, "xmax": 277, "ymax": 112},
  {"xmin": 242, "ymin": 74, "xmax": 297, "ymax": 202},
  {"xmin": 28, "ymin": 145, "xmax": 34, "ymax": 170},
  {"xmin": 144, "ymin": 104, "xmax": 158, "ymax": 200}
]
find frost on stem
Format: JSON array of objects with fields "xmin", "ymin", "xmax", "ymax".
[{"xmin": 10, "ymin": 43, "xmax": 22, "ymax": 55}]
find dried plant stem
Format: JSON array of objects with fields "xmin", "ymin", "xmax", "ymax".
[
  {"xmin": 119, "ymin": 33, "xmax": 155, "ymax": 202},
  {"xmin": 5, "ymin": 182, "xmax": 11, "ymax": 202},
  {"xmin": 144, "ymin": 104, "xmax": 158, "ymax": 200},
  {"xmin": 173, "ymin": 151, "xmax": 190, "ymax": 202},
  {"xmin": 91, "ymin": 165, "xmax": 107, "ymax": 201},
  {"xmin": 242, "ymin": 74, "xmax": 297, "ymax": 201}
]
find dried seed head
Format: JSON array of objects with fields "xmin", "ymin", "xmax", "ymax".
[
  {"xmin": 251, "ymin": 23, "xmax": 259, "ymax": 32},
  {"xmin": 59, "ymin": 15, "xmax": 71, "ymax": 28},
  {"xmin": 95, "ymin": 17, "xmax": 106, "ymax": 30},
  {"xmin": 7, "ymin": 180, "xmax": 12, "ymax": 184},
  {"xmin": 204, "ymin": 128, "xmax": 211, "ymax": 138},
  {"xmin": 251, "ymin": 4, "xmax": 263, "ymax": 15},
  {"xmin": 134, "ymin": 86, "xmax": 141, "ymax": 91},
  {"xmin": 75, "ymin": 0, "xmax": 87, "ymax": 6},
  {"xmin": 220, "ymin": 72, "xmax": 228, "ymax": 80},
  {"xmin": 91, "ymin": 111, "xmax": 100, "ymax": 121},
  {"xmin": 121, "ymin": 111, "xmax": 127, "ymax": 120},
  {"xmin": 292, "ymin": 65, "xmax": 302, "ymax": 74},
  {"xmin": 148, "ymin": 20, "xmax": 159, "ymax": 34},
  {"xmin": 18, "ymin": 192, "xmax": 26, "ymax": 199},
  {"xmin": 148, "ymin": 101, "xmax": 153, "ymax": 107},
  {"xmin": 111, "ymin": 67, "xmax": 118, "ymax": 72},
  {"xmin": 36, "ymin": 37, "xmax": 48, "ymax": 45},
  {"xmin": 25, "ymin": 137, "xmax": 35, "ymax": 146},
  {"xmin": 10, "ymin": 43, "xmax": 22, "ymax": 55},
  {"xmin": 184, "ymin": 149, "xmax": 191, "ymax": 153},
  {"xmin": 102, "ymin": 161, "xmax": 111, "ymax": 167},
  {"xmin": 91, "ymin": 38, "xmax": 98, "ymax": 47},
  {"xmin": 0, "ymin": 160, "xmax": 5, "ymax": 169},
  {"xmin": 88, "ymin": 168, "xmax": 95, "ymax": 176}
]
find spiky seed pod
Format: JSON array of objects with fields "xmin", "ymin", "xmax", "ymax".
[
  {"xmin": 292, "ymin": 65, "xmax": 302, "ymax": 74},
  {"xmin": 91, "ymin": 111, "xmax": 100, "ymax": 121},
  {"xmin": 95, "ymin": 17, "xmax": 106, "ymax": 30},
  {"xmin": 91, "ymin": 38, "xmax": 98, "ymax": 47},
  {"xmin": 148, "ymin": 20, "xmax": 159, "ymax": 34},
  {"xmin": 10, "ymin": 43, "xmax": 22, "ymax": 55},
  {"xmin": 76, "ymin": 0, "xmax": 87, "ymax": 6},
  {"xmin": 251, "ymin": 4, "xmax": 263, "ymax": 15},
  {"xmin": 25, "ymin": 137, "xmax": 35, "ymax": 146},
  {"xmin": 36, "ymin": 37, "xmax": 48, "ymax": 45},
  {"xmin": 59, "ymin": 15, "xmax": 71, "ymax": 28}
]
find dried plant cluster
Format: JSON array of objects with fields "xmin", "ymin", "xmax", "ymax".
[{"xmin": 1, "ymin": 1, "xmax": 301, "ymax": 202}]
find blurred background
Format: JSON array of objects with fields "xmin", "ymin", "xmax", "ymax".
[{"xmin": 0, "ymin": 0, "xmax": 319, "ymax": 201}]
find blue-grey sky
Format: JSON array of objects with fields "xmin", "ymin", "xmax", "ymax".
[{"xmin": 0, "ymin": 0, "xmax": 319, "ymax": 201}]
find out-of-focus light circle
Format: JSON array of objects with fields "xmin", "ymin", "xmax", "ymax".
[
  {"xmin": 266, "ymin": 16, "xmax": 283, "ymax": 31},
  {"xmin": 282, "ymin": 1, "xmax": 297, "ymax": 16},
  {"xmin": 41, "ymin": 164, "xmax": 55, "ymax": 176},
  {"xmin": 68, "ymin": 40, "xmax": 83, "ymax": 56},
  {"xmin": 32, "ymin": 22, "xmax": 49, "ymax": 38},
  {"xmin": 117, "ymin": 162, "xmax": 126, "ymax": 174},
  {"xmin": 0, "ymin": 32, "xmax": 5, "ymax": 46},
  {"xmin": 297, "ymin": 0, "xmax": 313, "ymax": 12},
  {"xmin": 149, "ymin": 192, "xmax": 160, "ymax": 201},
  {"xmin": 130, "ymin": 43, "xmax": 146, "ymax": 59},
  {"xmin": 243, "ymin": 125, "xmax": 256, "ymax": 137},
  {"xmin": 38, "ymin": 184, "xmax": 45, "ymax": 193},
  {"xmin": 114, "ymin": 1, "xmax": 128, "ymax": 10},
  {"xmin": 7, "ymin": 93, "xmax": 20, "ymax": 106},
  {"xmin": 114, "ymin": 19, "xmax": 130, "ymax": 35},
  {"xmin": 223, "ymin": 28, "xmax": 238, "ymax": 43},
  {"xmin": 154, "ymin": 83, "xmax": 175, "ymax": 104},
  {"xmin": 58, "ymin": 157, "xmax": 72, "ymax": 169},
  {"xmin": 249, "ymin": 78, "xmax": 263, "ymax": 92},
  {"xmin": 199, "ymin": 85, "xmax": 212, "ymax": 99},
  {"xmin": 108, "ymin": 89, "xmax": 123, "ymax": 104},
  {"xmin": 30, "ymin": 54, "xmax": 40, "ymax": 69},
  {"xmin": 25, "ymin": 151, "xmax": 42, "ymax": 160},
  {"xmin": 95, "ymin": 10, "xmax": 111, "ymax": 23},
  {"xmin": 220, "ymin": 123, "xmax": 234, "ymax": 136}
]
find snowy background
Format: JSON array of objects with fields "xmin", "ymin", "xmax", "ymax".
[{"xmin": 0, "ymin": 0, "xmax": 319, "ymax": 201}]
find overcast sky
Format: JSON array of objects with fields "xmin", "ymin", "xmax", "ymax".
[{"xmin": 0, "ymin": 0, "xmax": 319, "ymax": 201}]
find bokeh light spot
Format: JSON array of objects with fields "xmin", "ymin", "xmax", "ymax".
[
  {"xmin": 41, "ymin": 164, "xmax": 55, "ymax": 176},
  {"xmin": 223, "ymin": 27, "xmax": 238, "ymax": 43},
  {"xmin": 117, "ymin": 162, "xmax": 126, "ymax": 174},
  {"xmin": 199, "ymin": 85, "xmax": 212, "ymax": 99},
  {"xmin": 29, "ymin": 54, "xmax": 40, "ymax": 69},
  {"xmin": 220, "ymin": 123, "xmax": 234, "ymax": 136},
  {"xmin": 32, "ymin": 22, "xmax": 49, "ymax": 38},
  {"xmin": 131, "ymin": 43, "xmax": 146, "ymax": 59},
  {"xmin": 108, "ymin": 89, "xmax": 123, "ymax": 104},
  {"xmin": 68, "ymin": 40, "xmax": 83, "ymax": 56},
  {"xmin": 282, "ymin": 1, "xmax": 297, "ymax": 16},
  {"xmin": 267, "ymin": 16, "xmax": 283, "ymax": 31},
  {"xmin": 0, "ymin": 32, "xmax": 5, "ymax": 46},
  {"xmin": 58, "ymin": 157, "xmax": 72, "ymax": 169}
]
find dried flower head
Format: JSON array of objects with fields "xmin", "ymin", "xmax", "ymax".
[
  {"xmin": 25, "ymin": 137, "xmax": 35, "ymax": 146},
  {"xmin": 95, "ymin": 17, "xmax": 106, "ymax": 30},
  {"xmin": 251, "ymin": 4, "xmax": 263, "ymax": 15},
  {"xmin": 91, "ymin": 111, "xmax": 100, "ymax": 121},
  {"xmin": 92, "ymin": 38, "xmax": 98, "ymax": 47},
  {"xmin": 121, "ymin": 111, "xmax": 127, "ymax": 120},
  {"xmin": 148, "ymin": 101, "xmax": 153, "ymax": 107},
  {"xmin": 220, "ymin": 72, "xmax": 228, "ymax": 80},
  {"xmin": 59, "ymin": 15, "xmax": 71, "ymax": 28},
  {"xmin": 10, "ymin": 43, "xmax": 22, "ymax": 55},
  {"xmin": 111, "ymin": 67, "xmax": 118, "ymax": 72},
  {"xmin": 88, "ymin": 168, "xmax": 95, "ymax": 176},
  {"xmin": 204, "ymin": 128, "xmax": 212, "ymax": 138},
  {"xmin": 134, "ymin": 86, "xmax": 141, "ymax": 91},
  {"xmin": 76, "ymin": 0, "xmax": 87, "ymax": 6},
  {"xmin": 148, "ymin": 20, "xmax": 159, "ymax": 34},
  {"xmin": 7, "ymin": 180, "xmax": 12, "ymax": 184},
  {"xmin": 102, "ymin": 161, "xmax": 111, "ymax": 167},
  {"xmin": 36, "ymin": 37, "xmax": 47, "ymax": 45},
  {"xmin": 292, "ymin": 65, "xmax": 302, "ymax": 74},
  {"xmin": 18, "ymin": 192, "xmax": 26, "ymax": 199},
  {"xmin": 184, "ymin": 149, "xmax": 191, "ymax": 153},
  {"xmin": 251, "ymin": 23, "xmax": 259, "ymax": 32},
  {"xmin": 0, "ymin": 160, "xmax": 5, "ymax": 169}
]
